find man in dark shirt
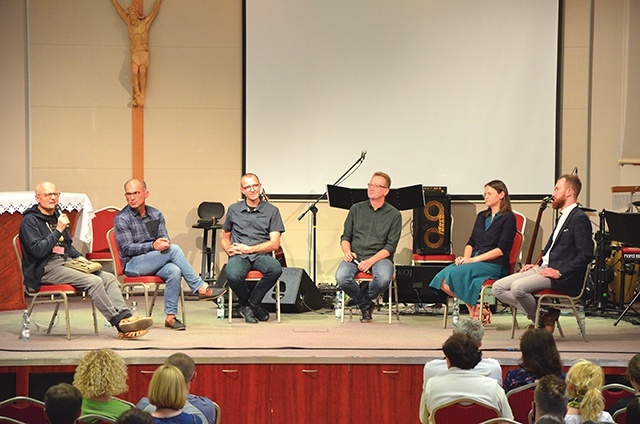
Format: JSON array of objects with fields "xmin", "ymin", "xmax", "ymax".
[{"xmin": 335, "ymin": 171, "xmax": 402, "ymax": 322}]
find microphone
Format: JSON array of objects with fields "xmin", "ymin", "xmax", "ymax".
[
  {"xmin": 360, "ymin": 150, "xmax": 367, "ymax": 161},
  {"xmin": 542, "ymin": 196, "xmax": 553, "ymax": 204},
  {"xmin": 55, "ymin": 205, "xmax": 70, "ymax": 229}
]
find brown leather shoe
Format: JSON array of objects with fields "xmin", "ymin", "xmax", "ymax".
[{"xmin": 541, "ymin": 308, "xmax": 560, "ymax": 334}]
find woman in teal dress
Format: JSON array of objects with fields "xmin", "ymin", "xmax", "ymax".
[{"xmin": 429, "ymin": 180, "xmax": 517, "ymax": 322}]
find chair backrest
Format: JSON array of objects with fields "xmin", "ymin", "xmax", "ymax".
[
  {"xmin": 601, "ymin": 383, "xmax": 635, "ymax": 413},
  {"xmin": 506, "ymin": 381, "xmax": 537, "ymax": 424},
  {"xmin": 106, "ymin": 228, "xmax": 125, "ymax": 278},
  {"xmin": 508, "ymin": 231, "xmax": 524, "ymax": 274},
  {"xmin": 78, "ymin": 414, "xmax": 116, "ymax": 424},
  {"xmin": 613, "ymin": 406, "xmax": 627, "ymax": 424},
  {"xmin": 0, "ymin": 417, "xmax": 27, "ymax": 424},
  {"xmin": 12, "ymin": 235, "xmax": 23, "ymax": 266},
  {"xmin": 89, "ymin": 207, "xmax": 120, "ymax": 253},
  {"xmin": 0, "ymin": 397, "xmax": 47, "ymax": 424},
  {"xmin": 479, "ymin": 418, "xmax": 522, "ymax": 424},
  {"xmin": 432, "ymin": 398, "xmax": 500, "ymax": 423},
  {"xmin": 214, "ymin": 401, "xmax": 221, "ymax": 424},
  {"xmin": 513, "ymin": 210, "xmax": 526, "ymax": 234}
]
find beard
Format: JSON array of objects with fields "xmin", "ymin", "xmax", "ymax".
[{"xmin": 551, "ymin": 197, "xmax": 565, "ymax": 210}]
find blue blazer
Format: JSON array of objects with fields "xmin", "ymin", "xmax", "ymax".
[{"xmin": 540, "ymin": 206, "xmax": 594, "ymax": 296}]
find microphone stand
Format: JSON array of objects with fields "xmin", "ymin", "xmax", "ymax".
[{"xmin": 298, "ymin": 153, "xmax": 365, "ymax": 283}]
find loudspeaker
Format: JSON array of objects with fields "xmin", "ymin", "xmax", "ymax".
[
  {"xmin": 395, "ymin": 265, "xmax": 448, "ymax": 304},
  {"xmin": 261, "ymin": 267, "xmax": 323, "ymax": 313},
  {"xmin": 413, "ymin": 193, "xmax": 451, "ymax": 255}
]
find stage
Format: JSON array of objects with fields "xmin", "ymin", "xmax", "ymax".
[{"xmin": 0, "ymin": 296, "xmax": 637, "ymax": 367}]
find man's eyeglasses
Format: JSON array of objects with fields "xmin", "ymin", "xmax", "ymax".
[
  {"xmin": 125, "ymin": 191, "xmax": 142, "ymax": 198},
  {"xmin": 38, "ymin": 192, "xmax": 60, "ymax": 198},
  {"xmin": 242, "ymin": 184, "xmax": 261, "ymax": 191},
  {"xmin": 367, "ymin": 183, "xmax": 388, "ymax": 189}
]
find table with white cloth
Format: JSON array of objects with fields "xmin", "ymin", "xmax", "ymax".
[{"xmin": 0, "ymin": 192, "xmax": 94, "ymax": 311}]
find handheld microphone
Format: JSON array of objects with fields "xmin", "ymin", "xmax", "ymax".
[
  {"xmin": 55, "ymin": 205, "xmax": 70, "ymax": 228},
  {"xmin": 360, "ymin": 150, "xmax": 367, "ymax": 161},
  {"xmin": 542, "ymin": 196, "xmax": 553, "ymax": 204}
]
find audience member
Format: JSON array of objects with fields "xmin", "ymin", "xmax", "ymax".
[
  {"xmin": 564, "ymin": 359, "xmax": 614, "ymax": 423},
  {"xmin": 114, "ymin": 179, "xmax": 224, "ymax": 331},
  {"xmin": 493, "ymin": 174, "xmax": 593, "ymax": 333},
  {"xmin": 419, "ymin": 333, "xmax": 513, "ymax": 423},
  {"xmin": 220, "ymin": 173, "xmax": 285, "ymax": 324},
  {"xmin": 73, "ymin": 348, "xmax": 132, "ymax": 420},
  {"xmin": 44, "ymin": 383, "xmax": 83, "ymax": 424},
  {"xmin": 533, "ymin": 375, "xmax": 568, "ymax": 423},
  {"xmin": 429, "ymin": 180, "xmax": 516, "ymax": 323},
  {"xmin": 335, "ymin": 172, "xmax": 401, "ymax": 323},
  {"xmin": 19, "ymin": 181, "xmax": 152, "ymax": 339},
  {"xmin": 117, "ymin": 408, "xmax": 154, "ymax": 424},
  {"xmin": 505, "ymin": 328, "xmax": 565, "ymax": 392},
  {"xmin": 625, "ymin": 396, "xmax": 640, "ymax": 423},
  {"xmin": 147, "ymin": 364, "xmax": 203, "ymax": 423},
  {"xmin": 138, "ymin": 353, "xmax": 217, "ymax": 424},
  {"xmin": 609, "ymin": 353, "xmax": 640, "ymax": 415}
]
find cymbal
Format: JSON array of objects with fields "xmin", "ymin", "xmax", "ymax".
[{"xmin": 578, "ymin": 205, "xmax": 597, "ymax": 212}]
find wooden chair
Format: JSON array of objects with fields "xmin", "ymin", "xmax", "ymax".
[
  {"xmin": 340, "ymin": 272, "xmax": 400, "ymax": 324},
  {"xmin": 613, "ymin": 406, "xmax": 627, "ymax": 424},
  {"xmin": 85, "ymin": 207, "xmax": 120, "ymax": 265},
  {"xmin": 227, "ymin": 270, "xmax": 281, "ymax": 323},
  {"xmin": 601, "ymin": 383, "xmax": 635, "ymax": 413},
  {"xmin": 0, "ymin": 397, "xmax": 46, "ymax": 424},
  {"xmin": 106, "ymin": 228, "xmax": 186, "ymax": 324},
  {"xmin": 431, "ymin": 398, "xmax": 500, "ymax": 423},
  {"xmin": 510, "ymin": 240, "xmax": 595, "ymax": 341},
  {"xmin": 506, "ymin": 381, "xmax": 537, "ymax": 424},
  {"xmin": 13, "ymin": 235, "xmax": 99, "ymax": 340}
]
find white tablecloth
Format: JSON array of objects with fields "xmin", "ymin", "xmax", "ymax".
[{"xmin": 0, "ymin": 192, "xmax": 94, "ymax": 243}]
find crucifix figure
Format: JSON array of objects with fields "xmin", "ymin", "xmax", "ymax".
[{"xmin": 112, "ymin": 0, "xmax": 162, "ymax": 107}]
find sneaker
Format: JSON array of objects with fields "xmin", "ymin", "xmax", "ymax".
[
  {"xmin": 360, "ymin": 302, "xmax": 375, "ymax": 323},
  {"xmin": 250, "ymin": 303, "xmax": 270, "ymax": 322},
  {"xmin": 164, "ymin": 318, "xmax": 186, "ymax": 331},
  {"xmin": 118, "ymin": 315, "xmax": 153, "ymax": 333},
  {"xmin": 239, "ymin": 305, "xmax": 258, "ymax": 324},
  {"xmin": 118, "ymin": 329, "xmax": 148, "ymax": 339}
]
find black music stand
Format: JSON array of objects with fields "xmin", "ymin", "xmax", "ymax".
[
  {"xmin": 605, "ymin": 211, "xmax": 640, "ymax": 324},
  {"xmin": 327, "ymin": 184, "xmax": 425, "ymax": 211}
]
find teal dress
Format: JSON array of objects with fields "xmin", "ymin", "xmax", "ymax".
[{"xmin": 429, "ymin": 211, "xmax": 516, "ymax": 305}]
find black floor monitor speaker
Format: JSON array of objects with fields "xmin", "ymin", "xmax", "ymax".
[
  {"xmin": 413, "ymin": 192, "xmax": 452, "ymax": 255},
  {"xmin": 261, "ymin": 267, "xmax": 323, "ymax": 313},
  {"xmin": 395, "ymin": 265, "xmax": 448, "ymax": 304}
]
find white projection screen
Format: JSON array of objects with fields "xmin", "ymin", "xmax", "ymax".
[{"xmin": 244, "ymin": 0, "xmax": 560, "ymax": 197}]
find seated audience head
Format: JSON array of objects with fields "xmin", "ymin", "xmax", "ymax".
[
  {"xmin": 484, "ymin": 179, "xmax": 513, "ymax": 214},
  {"xmin": 534, "ymin": 374, "xmax": 567, "ymax": 421},
  {"xmin": 165, "ymin": 352, "xmax": 196, "ymax": 389},
  {"xmin": 627, "ymin": 396, "xmax": 640, "ymax": 423},
  {"xmin": 519, "ymin": 328, "xmax": 563, "ymax": 380},
  {"xmin": 442, "ymin": 333, "xmax": 482, "ymax": 370},
  {"xmin": 73, "ymin": 348, "xmax": 128, "ymax": 399},
  {"xmin": 148, "ymin": 364, "xmax": 187, "ymax": 411},
  {"xmin": 626, "ymin": 353, "xmax": 640, "ymax": 390},
  {"xmin": 565, "ymin": 359, "xmax": 606, "ymax": 422},
  {"xmin": 116, "ymin": 408, "xmax": 154, "ymax": 424},
  {"xmin": 44, "ymin": 383, "xmax": 83, "ymax": 424},
  {"xmin": 454, "ymin": 317, "xmax": 485, "ymax": 346}
]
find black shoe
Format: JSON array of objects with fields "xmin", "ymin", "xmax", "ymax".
[
  {"xmin": 345, "ymin": 298, "xmax": 356, "ymax": 308},
  {"xmin": 164, "ymin": 318, "xmax": 186, "ymax": 331},
  {"xmin": 198, "ymin": 286, "xmax": 227, "ymax": 300},
  {"xmin": 250, "ymin": 303, "xmax": 270, "ymax": 322},
  {"xmin": 239, "ymin": 305, "xmax": 259, "ymax": 324},
  {"xmin": 360, "ymin": 302, "xmax": 374, "ymax": 323}
]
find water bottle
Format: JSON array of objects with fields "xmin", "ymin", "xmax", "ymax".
[
  {"xmin": 104, "ymin": 319, "xmax": 112, "ymax": 329},
  {"xmin": 452, "ymin": 298, "xmax": 460, "ymax": 327},
  {"xmin": 21, "ymin": 310, "xmax": 30, "ymax": 341},
  {"xmin": 577, "ymin": 305, "xmax": 586, "ymax": 336},
  {"xmin": 334, "ymin": 291, "xmax": 343, "ymax": 320},
  {"xmin": 131, "ymin": 300, "xmax": 137, "ymax": 315},
  {"xmin": 216, "ymin": 296, "xmax": 225, "ymax": 320}
]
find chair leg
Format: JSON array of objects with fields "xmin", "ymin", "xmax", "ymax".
[
  {"xmin": 394, "ymin": 279, "xmax": 400, "ymax": 322},
  {"xmin": 179, "ymin": 286, "xmax": 187, "ymax": 326},
  {"xmin": 510, "ymin": 307, "xmax": 518, "ymax": 339},
  {"xmin": 60, "ymin": 294, "xmax": 71, "ymax": 340},
  {"xmin": 228, "ymin": 289, "xmax": 233, "ymax": 324},
  {"xmin": 276, "ymin": 280, "xmax": 281, "ymax": 323},
  {"xmin": 91, "ymin": 300, "xmax": 99, "ymax": 335},
  {"xmin": 442, "ymin": 297, "xmax": 449, "ymax": 329},
  {"xmin": 341, "ymin": 290, "xmax": 346, "ymax": 323}
]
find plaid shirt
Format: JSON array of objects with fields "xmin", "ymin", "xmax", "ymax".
[{"xmin": 114, "ymin": 205, "xmax": 169, "ymax": 267}]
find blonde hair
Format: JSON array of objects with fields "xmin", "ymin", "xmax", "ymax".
[
  {"xmin": 73, "ymin": 348, "xmax": 128, "ymax": 398},
  {"xmin": 148, "ymin": 365, "xmax": 187, "ymax": 410},
  {"xmin": 565, "ymin": 359, "xmax": 605, "ymax": 422}
]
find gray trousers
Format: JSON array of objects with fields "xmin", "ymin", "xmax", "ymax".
[
  {"xmin": 42, "ymin": 256, "xmax": 129, "ymax": 322},
  {"xmin": 492, "ymin": 266, "xmax": 552, "ymax": 321}
]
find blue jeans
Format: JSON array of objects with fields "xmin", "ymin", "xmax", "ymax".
[
  {"xmin": 335, "ymin": 258, "xmax": 394, "ymax": 310},
  {"xmin": 225, "ymin": 255, "xmax": 282, "ymax": 306},
  {"xmin": 124, "ymin": 245, "xmax": 205, "ymax": 315}
]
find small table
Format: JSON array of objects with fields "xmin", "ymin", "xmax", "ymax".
[{"xmin": 0, "ymin": 192, "xmax": 93, "ymax": 311}]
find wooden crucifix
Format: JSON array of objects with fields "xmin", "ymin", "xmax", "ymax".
[{"xmin": 112, "ymin": 0, "xmax": 162, "ymax": 179}]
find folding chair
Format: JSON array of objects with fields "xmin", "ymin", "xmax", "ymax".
[
  {"xmin": 78, "ymin": 414, "xmax": 116, "ymax": 424},
  {"xmin": 431, "ymin": 398, "xmax": 500, "ymax": 423},
  {"xmin": 13, "ymin": 235, "xmax": 99, "ymax": 340},
  {"xmin": 227, "ymin": 270, "xmax": 281, "ymax": 323},
  {"xmin": 107, "ymin": 228, "xmax": 186, "ymax": 324},
  {"xmin": 506, "ymin": 381, "xmax": 537, "ymax": 424},
  {"xmin": 85, "ymin": 207, "xmax": 120, "ymax": 265},
  {"xmin": 0, "ymin": 397, "xmax": 47, "ymax": 424},
  {"xmin": 601, "ymin": 383, "xmax": 635, "ymax": 413},
  {"xmin": 613, "ymin": 406, "xmax": 627, "ymax": 424},
  {"xmin": 340, "ymin": 272, "xmax": 399, "ymax": 324}
]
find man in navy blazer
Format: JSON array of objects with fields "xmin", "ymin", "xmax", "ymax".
[{"xmin": 493, "ymin": 174, "xmax": 593, "ymax": 333}]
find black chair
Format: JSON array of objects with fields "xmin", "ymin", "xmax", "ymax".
[{"xmin": 192, "ymin": 202, "xmax": 225, "ymax": 283}]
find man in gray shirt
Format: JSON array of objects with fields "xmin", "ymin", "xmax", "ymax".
[{"xmin": 336, "ymin": 171, "xmax": 402, "ymax": 322}]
